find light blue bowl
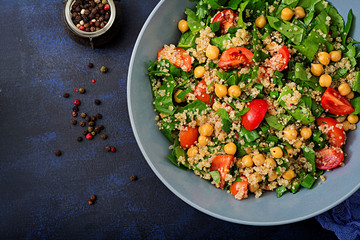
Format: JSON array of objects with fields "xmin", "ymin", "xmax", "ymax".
[{"xmin": 127, "ymin": 0, "xmax": 360, "ymax": 225}]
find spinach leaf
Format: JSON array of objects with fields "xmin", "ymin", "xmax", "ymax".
[
  {"xmin": 240, "ymin": 127, "xmax": 260, "ymax": 143},
  {"xmin": 350, "ymin": 97, "xmax": 360, "ymax": 115},
  {"xmin": 178, "ymin": 31, "xmax": 197, "ymax": 49},
  {"xmin": 210, "ymin": 34, "xmax": 233, "ymax": 52},
  {"xmin": 227, "ymin": 0, "xmax": 241, "ymax": 10},
  {"xmin": 344, "ymin": 43, "xmax": 357, "ymax": 67},
  {"xmin": 154, "ymin": 76, "xmax": 176, "ymax": 115},
  {"xmin": 210, "ymin": 21, "xmax": 220, "ymax": 33},
  {"xmin": 160, "ymin": 119, "xmax": 176, "ymax": 142},
  {"xmin": 343, "ymin": 9, "xmax": 353, "ymax": 45},
  {"xmin": 352, "ymin": 72, "xmax": 360, "ymax": 93},
  {"xmin": 267, "ymin": 16, "xmax": 305, "ymax": 45},
  {"xmin": 237, "ymin": 0, "xmax": 249, "ymax": 28},
  {"xmin": 167, "ymin": 138, "xmax": 188, "ymax": 170},
  {"xmin": 186, "ymin": 8, "xmax": 205, "ymax": 33},
  {"xmin": 216, "ymin": 109, "xmax": 232, "ymax": 134},
  {"xmin": 302, "ymin": 145, "xmax": 316, "ymax": 175},
  {"xmin": 327, "ymin": 5, "xmax": 345, "ymax": 33},
  {"xmin": 301, "ymin": 174, "xmax": 316, "ymax": 189},
  {"xmin": 209, "ymin": 170, "xmax": 221, "ymax": 183},
  {"xmin": 311, "ymin": 98, "xmax": 324, "ymax": 119},
  {"xmin": 276, "ymin": 186, "xmax": 287, "ymax": 198}
]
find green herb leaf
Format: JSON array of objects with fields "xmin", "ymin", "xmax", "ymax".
[
  {"xmin": 186, "ymin": 8, "xmax": 205, "ymax": 33},
  {"xmin": 240, "ymin": 127, "xmax": 260, "ymax": 143},
  {"xmin": 301, "ymin": 174, "xmax": 316, "ymax": 189},
  {"xmin": 276, "ymin": 186, "xmax": 287, "ymax": 198},
  {"xmin": 350, "ymin": 97, "xmax": 360, "ymax": 115},
  {"xmin": 343, "ymin": 9, "xmax": 353, "ymax": 45},
  {"xmin": 209, "ymin": 170, "xmax": 221, "ymax": 183},
  {"xmin": 302, "ymin": 145, "xmax": 316, "ymax": 175}
]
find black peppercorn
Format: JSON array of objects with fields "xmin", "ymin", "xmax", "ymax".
[
  {"xmin": 80, "ymin": 121, "xmax": 86, "ymax": 127},
  {"xmin": 87, "ymin": 62, "xmax": 94, "ymax": 68},
  {"xmin": 77, "ymin": 137, "xmax": 83, "ymax": 142},
  {"xmin": 85, "ymin": 116, "xmax": 91, "ymax": 122},
  {"xmin": 88, "ymin": 121, "xmax": 95, "ymax": 126},
  {"xmin": 96, "ymin": 113, "xmax": 102, "ymax": 119},
  {"xmin": 54, "ymin": 150, "xmax": 62, "ymax": 156},
  {"xmin": 63, "ymin": 93, "xmax": 70, "ymax": 98},
  {"xmin": 91, "ymin": 116, "xmax": 96, "ymax": 121},
  {"xmin": 98, "ymin": 125, "xmax": 104, "ymax": 130},
  {"xmin": 71, "ymin": 119, "xmax": 77, "ymax": 125},
  {"xmin": 101, "ymin": 134, "xmax": 107, "ymax": 140},
  {"xmin": 72, "ymin": 106, "xmax": 79, "ymax": 112},
  {"xmin": 105, "ymin": 146, "xmax": 111, "ymax": 152},
  {"xmin": 130, "ymin": 175, "xmax": 138, "ymax": 181},
  {"xmin": 82, "ymin": 130, "xmax": 88, "ymax": 136},
  {"xmin": 94, "ymin": 99, "xmax": 101, "ymax": 105}
]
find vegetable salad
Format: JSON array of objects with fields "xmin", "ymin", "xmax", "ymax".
[{"xmin": 148, "ymin": 0, "xmax": 360, "ymax": 200}]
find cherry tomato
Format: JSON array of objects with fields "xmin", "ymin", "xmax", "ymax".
[
  {"xmin": 321, "ymin": 88, "xmax": 354, "ymax": 115},
  {"xmin": 210, "ymin": 155, "xmax": 234, "ymax": 189},
  {"xmin": 157, "ymin": 47, "xmax": 192, "ymax": 72},
  {"xmin": 316, "ymin": 147, "xmax": 344, "ymax": 170},
  {"xmin": 230, "ymin": 177, "xmax": 248, "ymax": 199},
  {"xmin": 211, "ymin": 10, "xmax": 238, "ymax": 34},
  {"xmin": 218, "ymin": 47, "xmax": 254, "ymax": 70},
  {"xmin": 194, "ymin": 79, "xmax": 214, "ymax": 105},
  {"xmin": 269, "ymin": 46, "xmax": 290, "ymax": 72},
  {"xmin": 316, "ymin": 117, "xmax": 346, "ymax": 148},
  {"xmin": 179, "ymin": 126, "xmax": 199, "ymax": 149},
  {"xmin": 241, "ymin": 99, "xmax": 268, "ymax": 131}
]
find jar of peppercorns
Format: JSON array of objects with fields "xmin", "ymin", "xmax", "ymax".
[{"xmin": 62, "ymin": 0, "xmax": 122, "ymax": 48}]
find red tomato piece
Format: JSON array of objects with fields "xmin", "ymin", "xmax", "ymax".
[
  {"xmin": 157, "ymin": 47, "xmax": 192, "ymax": 72},
  {"xmin": 241, "ymin": 99, "xmax": 268, "ymax": 131},
  {"xmin": 179, "ymin": 126, "xmax": 199, "ymax": 149},
  {"xmin": 230, "ymin": 176, "xmax": 249, "ymax": 200},
  {"xmin": 316, "ymin": 147, "xmax": 344, "ymax": 170},
  {"xmin": 316, "ymin": 117, "xmax": 346, "ymax": 147},
  {"xmin": 218, "ymin": 47, "xmax": 254, "ymax": 70},
  {"xmin": 210, "ymin": 155, "xmax": 235, "ymax": 189},
  {"xmin": 269, "ymin": 46, "xmax": 290, "ymax": 72},
  {"xmin": 321, "ymin": 88, "xmax": 355, "ymax": 115},
  {"xmin": 211, "ymin": 10, "xmax": 238, "ymax": 34},
  {"xmin": 194, "ymin": 79, "xmax": 214, "ymax": 105}
]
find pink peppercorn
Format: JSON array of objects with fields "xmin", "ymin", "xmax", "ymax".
[
  {"xmin": 92, "ymin": 79, "xmax": 96, "ymax": 84},
  {"xmin": 86, "ymin": 133, "xmax": 93, "ymax": 140},
  {"xmin": 110, "ymin": 147, "xmax": 116, "ymax": 152},
  {"xmin": 72, "ymin": 111, "xmax": 78, "ymax": 117},
  {"xmin": 74, "ymin": 99, "xmax": 80, "ymax": 106},
  {"xmin": 79, "ymin": 25, "xmax": 85, "ymax": 31},
  {"xmin": 104, "ymin": 4, "xmax": 110, "ymax": 11},
  {"xmin": 74, "ymin": 88, "xmax": 78, "ymax": 92}
]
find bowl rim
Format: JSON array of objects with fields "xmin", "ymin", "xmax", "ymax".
[{"xmin": 127, "ymin": 0, "xmax": 360, "ymax": 226}]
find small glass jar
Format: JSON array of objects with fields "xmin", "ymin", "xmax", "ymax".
[{"xmin": 62, "ymin": 0, "xmax": 122, "ymax": 48}]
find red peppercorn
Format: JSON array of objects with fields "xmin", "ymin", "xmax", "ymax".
[
  {"xmin": 72, "ymin": 111, "xmax": 78, "ymax": 117},
  {"xmin": 74, "ymin": 2, "xmax": 77, "ymax": 6},
  {"xmin": 110, "ymin": 147, "xmax": 116, "ymax": 152},
  {"xmin": 90, "ymin": 22, "xmax": 93, "ymax": 26},
  {"xmin": 74, "ymin": 88, "xmax": 78, "ymax": 92},
  {"xmin": 79, "ymin": 26, "xmax": 85, "ymax": 31},
  {"xmin": 104, "ymin": 4, "xmax": 110, "ymax": 11},
  {"xmin": 86, "ymin": 133, "xmax": 93, "ymax": 140},
  {"xmin": 74, "ymin": 99, "xmax": 80, "ymax": 106},
  {"xmin": 92, "ymin": 79, "xmax": 96, "ymax": 84}
]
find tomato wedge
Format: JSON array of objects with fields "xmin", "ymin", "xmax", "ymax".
[
  {"xmin": 321, "ymin": 88, "xmax": 354, "ymax": 115},
  {"xmin": 269, "ymin": 46, "xmax": 290, "ymax": 72},
  {"xmin": 179, "ymin": 126, "xmax": 199, "ymax": 149},
  {"xmin": 241, "ymin": 99, "xmax": 268, "ymax": 131},
  {"xmin": 218, "ymin": 47, "xmax": 254, "ymax": 70},
  {"xmin": 210, "ymin": 155, "xmax": 234, "ymax": 189},
  {"xmin": 157, "ymin": 47, "xmax": 192, "ymax": 72},
  {"xmin": 230, "ymin": 176, "xmax": 248, "ymax": 200},
  {"xmin": 194, "ymin": 79, "xmax": 214, "ymax": 105},
  {"xmin": 316, "ymin": 147, "xmax": 344, "ymax": 170},
  {"xmin": 316, "ymin": 117, "xmax": 346, "ymax": 147},
  {"xmin": 211, "ymin": 10, "xmax": 238, "ymax": 34}
]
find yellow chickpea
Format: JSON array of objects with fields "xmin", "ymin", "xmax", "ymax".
[
  {"xmin": 159, "ymin": 113, "xmax": 167, "ymax": 119},
  {"xmin": 286, "ymin": 148, "xmax": 294, "ymax": 157},
  {"xmin": 198, "ymin": 135, "xmax": 209, "ymax": 146},
  {"xmin": 311, "ymin": 64, "xmax": 324, "ymax": 77},
  {"xmin": 282, "ymin": 169, "xmax": 296, "ymax": 180},
  {"xmin": 270, "ymin": 147, "xmax": 283, "ymax": 159},
  {"xmin": 330, "ymin": 50, "xmax": 342, "ymax": 62},
  {"xmin": 338, "ymin": 83, "xmax": 352, "ymax": 96},
  {"xmin": 343, "ymin": 120, "xmax": 351, "ymax": 131},
  {"xmin": 319, "ymin": 74, "xmax": 332, "ymax": 88},
  {"xmin": 318, "ymin": 52, "xmax": 331, "ymax": 65},
  {"xmin": 294, "ymin": 6, "xmax": 306, "ymax": 19},
  {"xmin": 199, "ymin": 123, "xmax": 214, "ymax": 136},
  {"xmin": 228, "ymin": 85, "xmax": 242, "ymax": 98},
  {"xmin": 255, "ymin": 15, "xmax": 267, "ymax": 28},
  {"xmin": 206, "ymin": 45, "xmax": 220, "ymax": 60},
  {"xmin": 347, "ymin": 91, "xmax": 355, "ymax": 100},
  {"xmin": 300, "ymin": 127, "xmax": 312, "ymax": 140},
  {"xmin": 253, "ymin": 153, "xmax": 265, "ymax": 166},
  {"xmin": 194, "ymin": 66, "xmax": 205, "ymax": 78},
  {"xmin": 242, "ymin": 155, "xmax": 254, "ymax": 167},
  {"xmin": 187, "ymin": 146, "xmax": 198, "ymax": 157},
  {"xmin": 348, "ymin": 115, "xmax": 359, "ymax": 124},
  {"xmin": 284, "ymin": 127, "xmax": 298, "ymax": 141},
  {"xmin": 265, "ymin": 158, "xmax": 277, "ymax": 168},
  {"xmin": 249, "ymin": 183, "xmax": 260, "ymax": 193},
  {"xmin": 294, "ymin": 140, "xmax": 303, "ymax": 149},
  {"xmin": 212, "ymin": 101, "xmax": 222, "ymax": 111},
  {"xmin": 224, "ymin": 142, "xmax": 237, "ymax": 155},
  {"xmin": 174, "ymin": 89, "xmax": 185, "ymax": 103},
  {"xmin": 268, "ymin": 171, "xmax": 278, "ymax": 181},
  {"xmin": 281, "ymin": 8, "xmax": 294, "ymax": 21},
  {"xmin": 178, "ymin": 19, "xmax": 189, "ymax": 33},
  {"xmin": 215, "ymin": 84, "xmax": 228, "ymax": 98},
  {"xmin": 250, "ymin": 172, "xmax": 263, "ymax": 183},
  {"xmin": 236, "ymin": 159, "xmax": 242, "ymax": 169}
]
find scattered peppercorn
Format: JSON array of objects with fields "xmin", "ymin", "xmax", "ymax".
[
  {"xmin": 74, "ymin": 88, "xmax": 78, "ymax": 92},
  {"xmin": 92, "ymin": 79, "xmax": 96, "ymax": 84},
  {"xmin": 77, "ymin": 137, "xmax": 83, "ymax": 142},
  {"xmin": 91, "ymin": 116, "xmax": 96, "ymax": 121},
  {"xmin": 87, "ymin": 62, "xmax": 94, "ymax": 68},
  {"xmin": 88, "ymin": 127, "xmax": 94, "ymax": 132},
  {"xmin": 96, "ymin": 113, "xmax": 102, "ymax": 119},
  {"xmin": 85, "ymin": 116, "xmax": 91, "ymax": 122},
  {"xmin": 79, "ymin": 88, "xmax": 86, "ymax": 94},
  {"xmin": 63, "ymin": 93, "xmax": 70, "ymax": 98},
  {"xmin": 86, "ymin": 133, "xmax": 93, "ymax": 140},
  {"xmin": 130, "ymin": 175, "xmax": 138, "ymax": 181},
  {"xmin": 90, "ymin": 195, "xmax": 96, "ymax": 201},
  {"xmin": 74, "ymin": 99, "xmax": 81, "ymax": 106},
  {"xmin": 82, "ymin": 130, "xmax": 88, "ymax": 136},
  {"xmin": 99, "ymin": 125, "xmax": 104, "ymax": 130},
  {"xmin": 105, "ymin": 146, "xmax": 111, "ymax": 152},
  {"xmin": 88, "ymin": 200, "xmax": 93, "ymax": 205},
  {"xmin": 94, "ymin": 127, "xmax": 100, "ymax": 134},
  {"xmin": 89, "ymin": 121, "xmax": 95, "ymax": 126},
  {"xmin": 54, "ymin": 150, "xmax": 62, "ymax": 156},
  {"xmin": 81, "ymin": 112, "xmax": 87, "ymax": 118},
  {"xmin": 71, "ymin": 119, "xmax": 77, "ymax": 125},
  {"xmin": 80, "ymin": 121, "xmax": 86, "ymax": 127},
  {"xmin": 94, "ymin": 99, "xmax": 101, "ymax": 105},
  {"xmin": 110, "ymin": 147, "xmax": 116, "ymax": 152},
  {"xmin": 101, "ymin": 134, "xmax": 107, "ymax": 140},
  {"xmin": 72, "ymin": 112, "xmax": 78, "ymax": 117},
  {"xmin": 100, "ymin": 66, "xmax": 108, "ymax": 73},
  {"xmin": 91, "ymin": 131, "xmax": 96, "ymax": 136},
  {"xmin": 72, "ymin": 106, "xmax": 79, "ymax": 112}
]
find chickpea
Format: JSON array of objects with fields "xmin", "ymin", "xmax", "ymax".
[
  {"xmin": 228, "ymin": 85, "xmax": 242, "ymax": 98},
  {"xmin": 265, "ymin": 158, "xmax": 277, "ymax": 168},
  {"xmin": 286, "ymin": 148, "xmax": 294, "ymax": 157},
  {"xmin": 348, "ymin": 115, "xmax": 359, "ymax": 124},
  {"xmin": 242, "ymin": 155, "xmax": 254, "ymax": 167},
  {"xmin": 198, "ymin": 135, "xmax": 209, "ymax": 146},
  {"xmin": 249, "ymin": 183, "xmax": 260, "ymax": 193},
  {"xmin": 336, "ymin": 116, "xmax": 346, "ymax": 123},
  {"xmin": 294, "ymin": 140, "xmax": 303, "ymax": 149},
  {"xmin": 338, "ymin": 83, "xmax": 351, "ymax": 96},
  {"xmin": 268, "ymin": 171, "xmax": 278, "ymax": 181},
  {"xmin": 215, "ymin": 84, "xmax": 228, "ymax": 98},
  {"xmin": 343, "ymin": 120, "xmax": 351, "ymax": 131},
  {"xmin": 253, "ymin": 153, "xmax": 265, "ymax": 166},
  {"xmin": 347, "ymin": 91, "xmax": 355, "ymax": 100},
  {"xmin": 300, "ymin": 127, "xmax": 312, "ymax": 140},
  {"xmin": 311, "ymin": 64, "xmax": 324, "ymax": 77},
  {"xmin": 270, "ymin": 147, "xmax": 283, "ymax": 159},
  {"xmin": 212, "ymin": 101, "xmax": 222, "ymax": 112},
  {"xmin": 194, "ymin": 66, "xmax": 205, "ymax": 78},
  {"xmin": 318, "ymin": 52, "xmax": 331, "ymax": 66},
  {"xmin": 224, "ymin": 142, "xmax": 237, "ymax": 155},
  {"xmin": 159, "ymin": 113, "xmax": 167, "ymax": 119},
  {"xmin": 174, "ymin": 89, "xmax": 185, "ymax": 103},
  {"xmin": 178, "ymin": 19, "xmax": 189, "ymax": 33},
  {"xmin": 281, "ymin": 8, "xmax": 294, "ymax": 21},
  {"xmin": 319, "ymin": 74, "xmax": 332, "ymax": 88},
  {"xmin": 187, "ymin": 146, "xmax": 198, "ymax": 157},
  {"xmin": 250, "ymin": 172, "xmax": 263, "ymax": 183},
  {"xmin": 206, "ymin": 45, "xmax": 220, "ymax": 60},
  {"xmin": 282, "ymin": 169, "xmax": 296, "ymax": 180},
  {"xmin": 294, "ymin": 6, "xmax": 306, "ymax": 19},
  {"xmin": 236, "ymin": 159, "xmax": 243, "ymax": 169},
  {"xmin": 199, "ymin": 123, "xmax": 214, "ymax": 136},
  {"xmin": 255, "ymin": 15, "xmax": 267, "ymax": 28},
  {"xmin": 330, "ymin": 50, "xmax": 342, "ymax": 62},
  {"xmin": 284, "ymin": 127, "xmax": 298, "ymax": 141}
]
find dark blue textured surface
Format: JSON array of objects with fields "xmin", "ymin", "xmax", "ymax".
[{"xmin": 0, "ymin": 0, "xmax": 337, "ymax": 239}]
